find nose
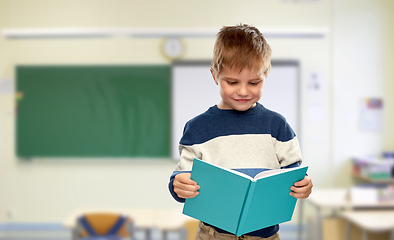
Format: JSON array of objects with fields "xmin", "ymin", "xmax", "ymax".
[{"xmin": 237, "ymin": 85, "xmax": 248, "ymax": 96}]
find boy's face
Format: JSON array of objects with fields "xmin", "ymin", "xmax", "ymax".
[{"xmin": 211, "ymin": 67, "xmax": 265, "ymax": 111}]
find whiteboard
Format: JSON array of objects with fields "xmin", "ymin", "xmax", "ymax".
[{"xmin": 171, "ymin": 61, "xmax": 300, "ymax": 160}]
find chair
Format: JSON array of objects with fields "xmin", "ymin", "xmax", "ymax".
[
  {"xmin": 75, "ymin": 212, "xmax": 134, "ymax": 240},
  {"xmin": 182, "ymin": 219, "xmax": 199, "ymax": 240}
]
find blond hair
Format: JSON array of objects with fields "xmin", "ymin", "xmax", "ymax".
[{"xmin": 211, "ymin": 24, "xmax": 272, "ymax": 78}]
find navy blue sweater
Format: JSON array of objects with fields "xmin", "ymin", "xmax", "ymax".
[{"xmin": 169, "ymin": 103, "xmax": 302, "ymax": 238}]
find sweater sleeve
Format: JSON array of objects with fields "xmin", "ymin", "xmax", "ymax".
[
  {"xmin": 168, "ymin": 122, "xmax": 200, "ymax": 202},
  {"xmin": 273, "ymin": 117, "xmax": 303, "ymax": 168},
  {"xmin": 281, "ymin": 161, "xmax": 300, "ymax": 169},
  {"xmin": 168, "ymin": 145, "xmax": 199, "ymax": 202}
]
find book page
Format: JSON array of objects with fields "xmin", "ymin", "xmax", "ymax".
[
  {"xmin": 253, "ymin": 167, "xmax": 302, "ymax": 181},
  {"xmin": 228, "ymin": 169, "xmax": 254, "ymax": 180},
  {"xmin": 201, "ymin": 160, "xmax": 254, "ymax": 180}
]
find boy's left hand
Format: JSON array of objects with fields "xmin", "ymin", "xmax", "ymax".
[{"xmin": 290, "ymin": 176, "xmax": 313, "ymax": 199}]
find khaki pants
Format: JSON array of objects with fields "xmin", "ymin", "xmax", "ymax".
[{"xmin": 195, "ymin": 222, "xmax": 281, "ymax": 240}]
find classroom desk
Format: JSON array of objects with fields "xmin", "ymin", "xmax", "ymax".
[
  {"xmin": 306, "ymin": 188, "xmax": 350, "ymax": 240},
  {"xmin": 340, "ymin": 210, "xmax": 394, "ymax": 240},
  {"xmin": 63, "ymin": 208, "xmax": 192, "ymax": 240},
  {"xmin": 307, "ymin": 188, "xmax": 394, "ymax": 240},
  {"xmin": 307, "ymin": 188, "xmax": 349, "ymax": 208}
]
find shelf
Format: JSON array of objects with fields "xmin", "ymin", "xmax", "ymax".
[{"xmin": 352, "ymin": 172, "xmax": 394, "ymax": 184}]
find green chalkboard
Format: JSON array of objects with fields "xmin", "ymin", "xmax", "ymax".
[{"xmin": 16, "ymin": 65, "xmax": 171, "ymax": 158}]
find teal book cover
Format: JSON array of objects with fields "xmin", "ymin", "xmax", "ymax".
[{"xmin": 182, "ymin": 158, "xmax": 308, "ymax": 236}]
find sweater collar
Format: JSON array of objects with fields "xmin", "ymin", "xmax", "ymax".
[{"xmin": 208, "ymin": 102, "xmax": 263, "ymax": 116}]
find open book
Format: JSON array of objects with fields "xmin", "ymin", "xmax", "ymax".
[{"xmin": 182, "ymin": 158, "xmax": 308, "ymax": 236}]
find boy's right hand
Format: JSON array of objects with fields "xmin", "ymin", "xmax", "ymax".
[{"xmin": 173, "ymin": 173, "xmax": 200, "ymax": 199}]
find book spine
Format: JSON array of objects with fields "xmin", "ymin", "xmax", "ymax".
[{"xmin": 235, "ymin": 181, "xmax": 256, "ymax": 236}]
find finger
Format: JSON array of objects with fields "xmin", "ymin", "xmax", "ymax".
[
  {"xmin": 176, "ymin": 173, "xmax": 198, "ymax": 185},
  {"xmin": 290, "ymin": 186, "xmax": 312, "ymax": 199},
  {"xmin": 174, "ymin": 188, "xmax": 199, "ymax": 199},
  {"xmin": 290, "ymin": 191, "xmax": 310, "ymax": 199},
  {"xmin": 294, "ymin": 176, "xmax": 311, "ymax": 187},
  {"xmin": 291, "ymin": 185, "xmax": 307, "ymax": 193},
  {"xmin": 179, "ymin": 178, "xmax": 198, "ymax": 186},
  {"xmin": 173, "ymin": 179, "xmax": 200, "ymax": 198},
  {"xmin": 174, "ymin": 181, "xmax": 200, "ymax": 192},
  {"xmin": 291, "ymin": 181, "xmax": 313, "ymax": 192}
]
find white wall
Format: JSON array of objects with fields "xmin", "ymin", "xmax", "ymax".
[
  {"xmin": 0, "ymin": 0, "xmax": 392, "ymax": 224},
  {"xmin": 332, "ymin": 0, "xmax": 394, "ymax": 187}
]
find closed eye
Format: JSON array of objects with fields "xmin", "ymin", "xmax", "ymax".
[
  {"xmin": 226, "ymin": 81, "xmax": 237, "ymax": 85},
  {"xmin": 250, "ymin": 80, "xmax": 261, "ymax": 85}
]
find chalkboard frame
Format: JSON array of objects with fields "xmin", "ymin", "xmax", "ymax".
[{"xmin": 16, "ymin": 65, "xmax": 172, "ymax": 158}]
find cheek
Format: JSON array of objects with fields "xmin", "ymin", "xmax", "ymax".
[
  {"xmin": 219, "ymin": 84, "xmax": 233, "ymax": 96},
  {"xmin": 251, "ymin": 86, "xmax": 263, "ymax": 97}
]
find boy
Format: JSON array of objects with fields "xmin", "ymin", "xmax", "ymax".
[{"xmin": 168, "ymin": 24, "xmax": 313, "ymax": 240}]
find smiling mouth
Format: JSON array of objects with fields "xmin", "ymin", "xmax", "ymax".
[{"xmin": 235, "ymin": 99, "xmax": 250, "ymax": 103}]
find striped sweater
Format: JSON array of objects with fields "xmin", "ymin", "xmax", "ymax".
[{"xmin": 168, "ymin": 102, "xmax": 302, "ymax": 237}]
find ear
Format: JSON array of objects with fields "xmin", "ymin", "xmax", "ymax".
[{"xmin": 210, "ymin": 68, "xmax": 218, "ymax": 85}]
